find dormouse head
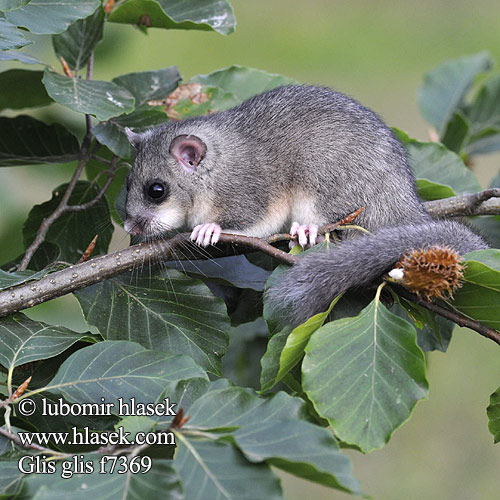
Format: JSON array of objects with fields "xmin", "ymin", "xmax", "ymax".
[{"xmin": 123, "ymin": 125, "xmax": 208, "ymax": 238}]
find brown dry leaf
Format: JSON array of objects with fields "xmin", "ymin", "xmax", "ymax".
[
  {"xmin": 138, "ymin": 14, "xmax": 152, "ymax": 28},
  {"xmin": 12, "ymin": 376, "xmax": 32, "ymax": 401},
  {"xmin": 148, "ymin": 83, "xmax": 210, "ymax": 120},
  {"xmin": 104, "ymin": 0, "xmax": 114, "ymax": 15},
  {"xmin": 77, "ymin": 235, "xmax": 98, "ymax": 264},
  {"xmin": 60, "ymin": 57, "xmax": 73, "ymax": 78}
]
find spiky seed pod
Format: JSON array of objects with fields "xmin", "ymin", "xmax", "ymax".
[{"xmin": 395, "ymin": 245, "xmax": 465, "ymax": 301}]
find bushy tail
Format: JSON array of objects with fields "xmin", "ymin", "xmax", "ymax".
[{"xmin": 265, "ymin": 220, "xmax": 488, "ymax": 327}]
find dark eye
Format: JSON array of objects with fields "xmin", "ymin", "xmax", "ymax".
[{"xmin": 145, "ymin": 181, "xmax": 168, "ymax": 203}]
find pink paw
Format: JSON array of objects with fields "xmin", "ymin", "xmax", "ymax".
[
  {"xmin": 190, "ymin": 223, "xmax": 222, "ymax": 247},
  {"xmin": 289, "ymin": 222, "xmax": 319, "ymax": 248}
]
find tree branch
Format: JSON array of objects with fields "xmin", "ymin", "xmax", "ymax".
[
  {"xmin": 4, "ymin": 200, "xmax": 500, "ymax": 346},
  {"xmin": 2, "ymin": 210, "xmax": 366, "ymax": 317},
  {"xmin": 0, "ymin": 425, "xmax": 56, "ymax": 454},
  {"xmin": 424, "ymin": 188, "xmax": 500, "ymax": 217},
  {"xmin": 0, "ymin": 231, "xmax": 298, "ymax": 317},
  {"xmin": 394, "ymin": 286, "xmax": 500, "ymax": 346}
]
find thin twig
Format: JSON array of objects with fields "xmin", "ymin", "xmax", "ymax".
[
  {"xmin": 66, "ymin": 156, "xmax": 120, "ymax": 212},
  {"xmin": 17, "ymin": 52, "xmax": 101, "ymax": 271},
  {"xmin": 85, "ymin": 52, "xmax": 94, "ymax": 135},
  {"xmin": 267, "ymin": 207, "xmax": 365, "ymax": 244},
  {"xmin": 17, "ymin": 150, "xmax": 91, "ymax": 271},
  {"xmin": 394, "ymin": 285, "xmax": 500, "ymax": 346}
]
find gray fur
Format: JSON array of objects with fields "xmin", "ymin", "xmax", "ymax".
[
  {"xmin": 125, "ymin": 84, "xmax": 489, "ymax": 325},
  {"xmin": 125, "ymin": 85, "xmax": 428, "ymax": 234},
  {"xmin": 265, "ymin": 220, "xmax": 488, "ymax": 327}
]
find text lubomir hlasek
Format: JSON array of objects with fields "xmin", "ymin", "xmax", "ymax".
[{"xmin": 41, "ymin": 397, "xmax": 176, "ymax": 417}]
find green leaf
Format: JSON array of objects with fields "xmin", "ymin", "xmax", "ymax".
[
  {"xmin": 156, "ymin": 379, "xmax": 307, "ymax": 429},
  {"xmin": 274, "ymin": 296, "xmax": 342, "ymax": 385},
  {"xmin": 44, "ymin": 340, "xmax": 206, "ymax": 411},
  {"xmin": 74, "ymin": 268, "xmax": 230, "ymax": 375},
  {"xmin": 418, "ymin": 51, "xmax": 492, "ymax": 132},
  {"xmin": 233, "ymin": 420, "xmax": 360, "ymax": 494},
  {"xmin": 42, "ymin": 70, "xmax": 135, "ymax": 121},
  {"xmin": 92, "ymin": 105, "xmax": 168, "ymax": 158},
  {"xmin": 466, "ymin": 72, "xmax": 500, "ymax": 134},
  {"xmin": 167, "ymin": 255, "xmax": 271, "ymax": 292},
  {"xmin": 392, "ymin": 300, "xmax": 453, "ymax": 352},
  {"xmin": 85, "ymin": 147, "xmax": 129, "ymax": 223},
  {"xmin": 0, "ymin": 313, "xmax": 91, "ymax": 370},
  {"xmin": 261, "ymin": 295, "xmax": 342, "ymax": 392},
  {"xmin": 116, "ymin": 415, "xmax": 156, "ymax": 440},
  {"xmin": 0, "ymin": 116, "xmax": 79, "ymax": 166},
  {"xmin": 184, "ymin": 385, "xmax": 308, "ymax": 431},
  {"xmin": 415, "ymin": 179, "xmax": 456, "ymax": 201},
  {"xmin": 260, "ymin": 326, "xmax": 290, "ymax": 391},
  {"xmin": 109, "ymin": 0, "xmax": 236, "ymax": 35},
  {"xmin": 52, "ymin": 7, "xmax": 104, "ymax": 71},
  {"xmin": 174, "ymin": 438, "xmax": 284, "ymax": 500},
  {"xmin": 223, "ymin": 319, "xmax": 269, "ymax": 390},
  {"xmin": 0, "ymin": 0, "xmax": 30, "ymax": 10},
  {"xmin": 0, "ymin": 461, "xmax": 24, "ymax": 497},
  {"xmin": 487, "ymin": 386, "xmax": 500, "ymax": 443},
  {"xmin": 165, "ymin": 377, "xmax": 230, "ymax": 416},
  {"xmin": 0, "ymin": 69, "xmax": 51, "ymax": 110},
  {"xmin": 0, "ymin": 16, "xmax": 32, "ymax": 50},
  {"xmin": 395, "ymin": 129, "xmax": 481, "ymax": 197},
  {"xmin": 452, "ymin": 249, "xmax": 500, "ymax": 330},
  {"xmin": 303, "ymin": 295, "xmax": 428, "ymax": 452},
  {"xmin": 5, "ymin": 0, "xmax": 100, "ymax": 35},
  {"xmin": 466, "ymin": 127, "xmax": 500, "ymax": 155},
  {"xmin": 441, "ymin": 111, "xmax": 471, "ymax": 153},
  {"xmin": 112, "ymin": 66, "xmax": 181, "ymax": 107},
  {"xmin": 0, "ymin": 267, "xmax": 53, "ymax": 289},
  {"xmin": 4, "ymin": 241, "xmax": 61, "ymax": 272},
  {"xmin": 23, "ymin": 180, "xmax": 113, "ymax": 263},
  {"xmin": 0, "ymin": 50, "xmax": 44, "ymax": 64},
  {"xmin": 0, "ymin": 426, "xmax": 25, "ymax": 456},
  {"xmin": 191, "ymin": 65, "xmax": 299, "ymax": 102},
  {"xmin": 24, "ymin": 458, "xmax": 183, "ymax": 499},
  {"xmin": 463, "ymin": 73, "xmax": 500, "ymax": 155}
]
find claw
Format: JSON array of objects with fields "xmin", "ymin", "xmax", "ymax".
[
  {"xmin": 289, "ymin": 222, "xmax": 319, "ymax": 248},
  {"xmin": 190, "ymin": 223, "xmax": 222, "ymax": 247}
]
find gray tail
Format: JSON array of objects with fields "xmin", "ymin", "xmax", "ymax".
[{"xmin": 265, "ymin": 220, "xmax": 488, "ymax": 327}]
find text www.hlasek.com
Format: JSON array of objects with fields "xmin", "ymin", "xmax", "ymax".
[{"xmin": 17, "ymin": 426, "xmax": 175, "ymax": 447}]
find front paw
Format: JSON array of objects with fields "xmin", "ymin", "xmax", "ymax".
[
  {"xmin": 289, "ymin": 222, "xmax": 319, "ymax": 248},
  {"xmin": 190, "ymin": 223, "xmax": 222, "ymax": 247}
]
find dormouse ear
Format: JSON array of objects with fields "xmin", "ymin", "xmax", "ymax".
[
  {"xmin": 169, "ymin": 134, "xmax": 206, "ymax": 174},
  {"xmin": 125, "ymin": 127, "xmax": 144, "ymax": 149}
]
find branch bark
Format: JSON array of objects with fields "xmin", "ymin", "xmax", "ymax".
[
  {"xmin": 424, "ymin": 189, "xmax": 500, "ymax": 217},
  {"xmin": 0, "ymin": 232, "xmax": 298, "ymax": 317},
  {"xmin": 1, "ymin": 211, "xmax": 364, "ymax": 318},
  {"xmin": 395, "ymin": 286, "xmax": 500, "ymax": 347},
  {"xmin": 0, "ymin": 425, "xmax": 55, "ymax": 454},
  {"xmin": 3, "ymin": 194, "xmax": 500, "ymax": 345}
]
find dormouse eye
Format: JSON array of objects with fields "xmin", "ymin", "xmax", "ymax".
[{"xmin": 145, "ymin": 181, "xmax": 168, "ymax": 203}]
